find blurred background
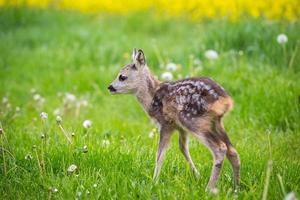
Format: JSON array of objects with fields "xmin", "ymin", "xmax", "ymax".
[{"xmin": 0, "ymin": 1, "xmax": 300, "ymax": 199}]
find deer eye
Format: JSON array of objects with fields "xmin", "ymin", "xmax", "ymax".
[{"xmin": 119, "ymin": 75, "xmax": 127, "ymax": 81}]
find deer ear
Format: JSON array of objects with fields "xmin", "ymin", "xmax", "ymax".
[{"xmin": 132, "ymin": 48, "xmax": 146, "ymax": 66}]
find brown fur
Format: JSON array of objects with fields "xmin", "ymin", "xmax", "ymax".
[{"xmin": 108, "ymin": 48, "xmax": 240, "ymax": 193}]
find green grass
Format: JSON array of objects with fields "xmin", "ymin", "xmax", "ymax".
[{"xmin": 0, "ymin": 7, "xmax": 300, "ymax": 199}]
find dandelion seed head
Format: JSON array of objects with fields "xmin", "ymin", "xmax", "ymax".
[
  {"xmin": 33, "ymin": 94, "xmax": 41, "ymax": 101},
  {"xmin": 277, "ymin": 33, "xmax": 288, "ymax": 44},
  {"xmin": 205, "ymin": 50, "xmax": 219, "ymax": 60},
  {"xmin": 2, "ymin": 97, "xmax": 8, "ymax": 104},
  {"xmin": 166, "ymin": 63, "xmax": 177, "ymax": 71},
  {"xmin": 64, "ymin": 93, "xmax": 76, "ymax": 104},
  {"xmin": 67, "ymin": 164, "xmax": 77, "ymax": 173},
  {"xmin": 83, "ymin": 120, "xmax": 92, "ymax": 129},
  {"xmin": 193, "ymin": 58, "xmax": 201, "ymax": 66},
  {"xmin": 53, "ymin": 108, "xmax": 60, "ymax": 116},
  {"xmin": 15, "ymin": 106, "xmax": 21, "ymax": 113},
  {"xmin": 148, "ymin": 131, "xmax": 155, "ymax": 138},
  {"xmin": 284, "ymin": 192, "xmax": 297, "ymax": 200},
  {"xmin": 56, "ymin": 115, "xmax": 62, "ymax": 124},
  {"xmin": 161, "ymin": 72, "xmax": 173, "ymax": 81},
  {"xmin": 25, "ymin": 153, "xmax": 33, "ymax": 160},
  {"xmin": 83, "ymin": 145, "xmax": 88, "ymax": 153},
  {"xmin": 40, "ymin": 112, "xmax": 48, "ymax": 120},
  {"xmin": 30, "ymin": 88, "xmax": 37, "ymax": 94},
  {"xmin": 102, "ymin": 139, "xmax": 110, "ymax": 146}
]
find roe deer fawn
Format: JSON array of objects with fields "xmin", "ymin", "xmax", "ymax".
[{"xmin": 108, "ymin": 48, "xmax": 240, "ymax": 193}]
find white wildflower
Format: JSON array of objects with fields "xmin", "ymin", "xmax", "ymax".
[
  {"xmin": 40, "ymin": 133, "xmax": 45, "ymax": 139},
  {"xmin": 148, "ymin": 131, "xmax": 155, "ymax": 138},
  {"xmin": 285, "ymin": 192, "xmax": 298, "ymax": 200},
  {"xmin": 83, "ymin": 120, "xmax": 92, "ymax": 129},
  {"xmin": 102, "ymin": 139, "xmax": 110, "ymax": 146},
  {"xmin": 2, "ymin": 97, "xmax": 8, "ymax": 104},
  {"xmin": 56, "ymin": 115, "xmax": 62, "ymax": 124},
  {"xmin": 93, "ymin": 183, "xmax": 98, "ymax": 188},
  {"xmin": 15, "ymin": 106, "xmax": 21, "ymax": 113},
  {"xmin": 83, "ymin": 145, "xmax": 88, "ymax": 153},
  {"xmin": 52, "ymin": 188, "xmax": 58, "ymax": 193},
  {"xmin": 67, "ymin": 164, "xmax": 77, "ymax": 173},
  {"xmin": 30, "ymin": 88, "xmax": 36, "ymax": 94},
  {"xmin": 205, "ymin": 50, "xmax": 219, "ymax": 60},
  {"xmin": 166, "ymin": 63, "xmax": 177, "ymax": 71},
  {"xmin": 71, "ymin": 132, "xmax": 75, "ymax": 137},
  {"xmin": 193, "ymin": 58, "xmax": 201, "ymax": 66},
  {"xmin": 40, "ymin": 112, "xmax": 48, "ymax": 120},
  {"xmin": 33, "ymin": 94, "xmax": 41, "ymax": 101},
  {"xmin": 53, "ymin": 108, "xmax": 60, "ymax": 116},
  {"xmin": 25, "ymin": 153, "xmax": 33, "ymax": 160},
  {"xmin": 80, "ymin": 99, "xmax": 88, "ymax": 107},
  {"xmin": 86, "ymin": 190, "xmax": 90, "ymax": 195},
  {"xmin": 277, "ymin": 33, "xmax": 288, "ymax": 45},
  {"xmin": 64, "ymin": 93, "xmax": 76, "ymax": 104},
  {"xmin": 161, "ymin": 72, "xmax": 173, "ymax": 81}
]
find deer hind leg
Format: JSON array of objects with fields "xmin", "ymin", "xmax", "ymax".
[
  {"xmin": 153, "ymin": 126, "xmax": 173, "ymax": 183},
  {"xmin": 178, "ymin": 129, "xmax": 200, "ymax": 178},
  {"xmin": 216, "ymin": 120, "xmax": 240, "ymax": 190},
  {"xmin": 178, "ymin": 113, "xmax": 227, "ymax": 193}
]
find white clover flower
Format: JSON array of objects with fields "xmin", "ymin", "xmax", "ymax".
[
  {"xmin": 93, "ymin": 183, "xmax": 98, "ymax": 188},
  {"xmin": 83, "ymin": 120, "xmax": 92, "ymax": 129},
  {"xmin": 205, "ymin": 50, "xmax": 219, "ymax": 60},
  {"xmin": 64, "ymin": 93, "xmax": 76, "ymax": 104},
  {"xmin": 33, "ymin": 94, "xmax": 41, "ymax": 101},
  {"xmin": 277, "ymin": 33, "xmax": 288, "ymax": 44},
  {"xmin": 102, "ymin": 139, "xmax": 110, "ymax": 146},
  {"xmin": 193, "ymin": 58, "xmax": 201, "ymax": 66},
  {"xmin": 40, "ymin": 112, "xmax": 48, "ymax": 120},
  {"xmin": 161, "ymin": 72, "xmax": 173, "ymax": 81},
  {"xmin": 285, "ymin": 192, "xmax": 297, "ymax": 200},
  {"xmin": 56, "ymin": 115, "xmax": 62, "ymax": 124},
  {"xmin": 166, "ymin": 63, "xmax": 177, "ymax": 71},
  {"xmin": 148, "ymin": 131, "xmax": 155, "ymax": 138},
  {"xmin": 67, "ymin": 164, "xmax": 77, "ymax": 173}
]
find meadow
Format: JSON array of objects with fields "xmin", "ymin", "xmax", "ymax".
[{"xmin": 0, "ymin": 6, "xmax": 300, "ymax": 200}]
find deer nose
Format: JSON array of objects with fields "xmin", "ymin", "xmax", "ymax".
[{"xmin": 108, "ymin": 85, "xmax": 117, "ymax": 92}]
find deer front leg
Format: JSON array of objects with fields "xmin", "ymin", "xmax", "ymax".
[
  {"xmin": 179, "ymin": 129, "xmax": 200, "ymax": 178},
  {"xmin": 153, "ymin": 126, "xmax": 173, "ymax": 183}
]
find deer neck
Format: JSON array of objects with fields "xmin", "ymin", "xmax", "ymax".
[{"xmin": 135, "ymin": 71, "xmax": 160, "ymax": 113}]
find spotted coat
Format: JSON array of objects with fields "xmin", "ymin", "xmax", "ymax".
[{"xmin": 149, "ymin": 77, "xmax": 229, "ymax": 126}]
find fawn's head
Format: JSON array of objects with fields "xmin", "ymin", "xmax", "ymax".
[{"xmin": 108, "ymin": 48, "xmax": 149, "ymax": 94}]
